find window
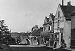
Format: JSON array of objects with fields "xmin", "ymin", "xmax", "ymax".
[
  {"xmin": 49, "ymin": 26, "xmax": 50, "ymax": 30},
  {"xmin": 49, "ymin": 26, "xmax": 51, "ymax": 31},
  {"xmin": 58, "ymin": 11, "xmax": 60, "ymax": 18}
]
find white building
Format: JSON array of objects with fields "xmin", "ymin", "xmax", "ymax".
[{"xmin": 54, "ymin": 2, "xmax": 73, "ymax": 49}]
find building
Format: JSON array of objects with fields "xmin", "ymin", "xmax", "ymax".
[
  {"xmin": 42, "ymin": 13, "xmax": 54, "ymax": 36},
  {"xmin": 31, "ymin": 27, "xmax": 43, "ymax": 45},
  {"xmin": 71, "ymin": 2, "xmax": 75, "ymax": 47},
  {"xmin": 41, "ymin": 13, "xmax": 55, "ymax": 47},
  {"xmin": 54, "ymin": 1, "xmax": 73, "ymax": 49}
]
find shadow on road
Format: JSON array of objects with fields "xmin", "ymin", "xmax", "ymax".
[
  {"xmin": 0, "ymin": 47, "xmax": 53, "ymax": 51},
  {"xmin": 0, "ymin": 46, "xmax": 72, "ymax": 51}
]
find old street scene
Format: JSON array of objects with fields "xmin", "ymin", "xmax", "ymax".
[{"xmin": 0, "ymin": 0, "xmax": 75, "ymax": 51}]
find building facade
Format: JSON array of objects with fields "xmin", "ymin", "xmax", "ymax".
[
  {"xmin": 54, "ymin": 2, "xmax": 73, "ymax": 49},
  {"xmin": 41, "ymin": 13, "xmax": 55, "ymax": 47},
  {"xmin": 43, "ymin": 13, "xmax": 54, "ymax": 33}
]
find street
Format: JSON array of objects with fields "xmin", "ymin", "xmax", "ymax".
[
  {"xmin": 0, "ymin": 46, "xmax": 53, "ymax": 51},
  {"xmin": 0, "ymin": 45, "xmax": 72, "ymax": 51},
  {"xmin": 0, "ymin": 47, "xmax": 72, "ymax": 51}
]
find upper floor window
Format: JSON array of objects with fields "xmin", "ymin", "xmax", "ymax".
[
  {"xmin": 58, "ymin": 11, "xmax": 60, "ymax": 18},
  {"xmin": 49, "ymin": 26, "xmax": 50, "ymax": 30}
]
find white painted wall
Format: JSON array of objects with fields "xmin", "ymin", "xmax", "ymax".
[
  {"xmin": 71, "ymin": 16, "xmax": 75, "ymax": 29},
  {"xmin": 54, "ymin": 4, "xmax": 71, "ymax": 49},
  {"xmin": 54, "ymin": 4, "xmax": 64, "ymax": 33},
  {"xmin": 63, "ymin": 21, "xmax": 71, "ymax": 48}
]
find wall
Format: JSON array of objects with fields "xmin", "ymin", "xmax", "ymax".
[
  {"xmin": 71, "ymin": 16, "xmax": 75, "ymax": 40},
  {"xmin": 54, "ymin": 4, "xmax": 71, "ymax": 48},
  {"xmin": 63, "ymin": 21, "xmax": 71, "ymax": 48},
  {"xmin": 54, "ymin": 4, "xmax": 64, "ymax": 33}
]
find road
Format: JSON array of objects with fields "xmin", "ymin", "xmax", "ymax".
[
  {"xmin": 0, "ymin": 45, "xmax": 72, "ymax": 51},
  {"xmin": 0, "ymin": 48, "xmax": 72, "ymax": 51},
  {"xmin": 0, "ymin": 47, "xmax": 53, "ymax": 51},
  {"xmin": 0, "ymin": 45, "xmax": 53, "ymax": 51}
]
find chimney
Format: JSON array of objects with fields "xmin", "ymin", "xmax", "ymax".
[{"xmin": 67, "ymin": 1, "xmax": 72, "ymax": 6}]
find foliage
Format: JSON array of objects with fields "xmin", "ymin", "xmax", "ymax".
[{"xmin": 0, "ymin": 20, "xmax": 16, "ymax": 45}]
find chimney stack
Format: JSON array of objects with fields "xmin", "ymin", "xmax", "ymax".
[{"xmin": 67, "ymin": 1, "xmax": 72, "ymax": 6}]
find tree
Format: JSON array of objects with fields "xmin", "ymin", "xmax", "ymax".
[
  {"xmin": 0, "ymin": 20, "xmax": 16, "ymax": 45},
  {"xmin": 32, "ymin": 27, "xmax": 43, "ymax": 36},
  {"xmin": 31, "ymin": 25, "xmax": 38, "ymax": 31}
]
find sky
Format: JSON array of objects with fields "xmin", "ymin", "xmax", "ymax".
[{"xmin": 0, "ymin": 0, "xmax": 74, "ymax": 32}]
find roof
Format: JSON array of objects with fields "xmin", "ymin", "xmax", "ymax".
[{"xmin": 60, "ymin": 5, "xmax": 75, "ymax": 19}]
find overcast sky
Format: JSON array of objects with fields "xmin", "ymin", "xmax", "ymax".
[{"xmin": 0, "ymin": 0, "xmax": 73, "ymax": 32}]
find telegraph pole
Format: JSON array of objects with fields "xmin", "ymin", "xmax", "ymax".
[{"xmin": 56, "ymin": 0, "xmax": 64, "ymax": 6}]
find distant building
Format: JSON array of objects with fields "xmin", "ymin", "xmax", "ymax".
[
  {"xmin": 40, "ymin": 13, "xmax": 55, "ymax": 46},
  {"xmin": 54, "ymin": 1, "xmax": 72, "ymax": 49},
  {"xmin": 42, "ymin": 13, "xmax": 54, "ymax": 37},
  {"xmin": 43, "ymin": 16, "xmax": 51, "ymax": 32}
]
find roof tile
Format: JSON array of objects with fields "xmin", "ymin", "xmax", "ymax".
[{"xmin": 60, "ymin": 5, "xmax": 75, "ymax": 19}]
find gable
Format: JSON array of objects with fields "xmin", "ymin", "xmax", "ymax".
[{"xmin": 55, "ymin": 4, "xmax": 64, "ymax": 20}]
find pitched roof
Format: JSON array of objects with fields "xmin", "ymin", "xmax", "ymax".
[{"xmin": 60, "ymin": 5, "xmax": 75, "ymax": 19}]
